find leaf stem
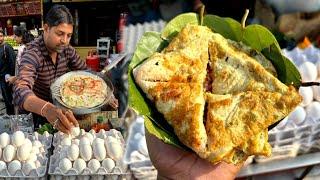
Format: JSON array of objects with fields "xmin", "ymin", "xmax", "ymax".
[
  {"xmin": 241, "ymin": 9, "xmax": 249, "ymax": 29},
  {"xmin": 300, "ymin": 82, "xmax": 320, "ymax": 86},
  {"xmin": 200, "ymin": 5, "xmax": 205, "ymax": 26}
]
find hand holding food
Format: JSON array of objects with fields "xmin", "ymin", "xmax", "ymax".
[
  {"xmin": 130, "ymin": 13, "xmax": 303, "ymax": 165},
  {"xmin": 146, "ymin": 130, "xmax": 242, "ymax": 179}
]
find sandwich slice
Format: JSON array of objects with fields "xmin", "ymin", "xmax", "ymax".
[{"xmin": 132, "ymin": 24, "xmax": 302, "ymax": 164}]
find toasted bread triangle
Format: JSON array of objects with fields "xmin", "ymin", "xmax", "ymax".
[{"xmin": 132, "ymin": 24, "xmax": 302, "ymax": 164}]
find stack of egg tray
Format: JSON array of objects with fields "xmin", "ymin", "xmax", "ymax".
[
  {"xmin": 255, "ymin": 120, "xmax": 320, "ymax": 163},
  {"xmin": 0, "ymin": 132, "xmax": 52, "ymax": 179}
]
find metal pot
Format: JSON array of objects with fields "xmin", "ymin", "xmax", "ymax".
[
  {"xmin": 50, "ymin": 53, "xmax": 126, "ymax": 115},
  {"xmin": 50, "ymin": 71, "xmax": 114, "ymax": 115}
]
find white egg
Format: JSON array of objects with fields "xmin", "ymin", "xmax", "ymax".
[
  {"xmin": 67, "ymin": 144, "xmax": 79, "ymax": 161},
  {"xmin": 79, "ymin": 145, "xmax": 92, "ymax": 161},
  {"xmin": 0, "ymin": 161, "xmax": 6, "ymax": 172},
  {"xmin": 72, "ymin": 139, "xmax": 80, "ymax": 146},
  {"xmin": 89, "ymin": 129, "xmax": 96, "ymax": 137},
  {"xmin": 88, "ymin": 159, "xmax": 100, "ymax": 173},
  {"xmin": 61, "ymin": 137, "xmax": 72, "ymax": 146},
  {"xmin": 8, "ymin": 160, "xmax": 21, "ymax": 175},
  {"xmin": 0, "ymin": 132, "xmax": 10, "ymax": 148},
  {"xmin": 92, "ymin": 138, "xmax": 104, "ymax": 147},
  {"xmin": 138, "ymin": 138, "xmax": 148, "ymax": 156},
  {"xmin": 73, "ymin": 158, "xmax": 86, "ymax": 174},
  {"xmin": 83, "ymin": 133, "xmax": 94, "ymax": 144},
  {"xmin": 276, "ymin": 117, "xmax": 288, "ymax": 130},
  {"xmin": 3, "ymin": 145, "xmax": 16, "ymax": 162},
  {"xmin": 105, "ymin": 137, "xmax": 123, "ymax": 160},
  {"xmin": 11, "ymin": 131, "xmax": 25, "ymax": 147},
  {"xmin": 27, "ymin": 152, "xmax": 38, "ymax": 162},
  {"xmin": 24, "ymin": 138, "xmax": 32, "ymax": 147},
  {"xmin": 287, "ymin": 106, "xmax": 306, "ymax": 125},
  {"xmin": 32, "ymin": 140, "xmax": 43, "ymax": 148},
  {"xmin": 59, "ymin": 158, "xmax": 72, "ymax": 174},
  {"xmin": 97, "ymin": 129, "xmax": 106, "ymax": 139},
  {"xmin": 298, "ymin": 62, "xmax": 317, "ymax": 82},
  {"xmin": 93, "ymin": 142, "xmax": 106, "ymax": 161},
  {"xmin": 79, "ymin": 136, "xmax": 90, "ymax": 146},
  {"xmin": 22, "ymin": 161, "xmax": 36, "ymax": 175},
  {"xmin": 71, "ymin": 127, "xmax": 80, "ymax": 137},
  {"xmin": 306, "ymin": 101, "xmax": 320, "ymax": 121},
  {"xmin": 102, "ymin": 158, "xmax": 115, "ymax": 172},
  {"xmin": 17, "ymin": 143, "xmax": 32, "ymax": 161},
  {"xmin": 0, "ymin": 148, "xmax": 2, "ymax": 159},
  {"xmin": 299, "ymin": 87, "xmax": 314, "ymax": 106},
  {"xmin": 31, "ymin": 146, "xmax": 40, "ymax": 154}
]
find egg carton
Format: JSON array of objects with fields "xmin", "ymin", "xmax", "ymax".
[
  {"xmin": 0, "ymin": 131, "xmax": 53, "ymax": 179},
  {"xmin": 124, "ymin": 117, "xmax": 158, "ymax": 180},
  {"xmin": 255, "ymin": 119, "xmax": 320, "ymax": 163},
  {"xmin": 49, "ymin": 129, "xmax": 132, "ymax": 179}
]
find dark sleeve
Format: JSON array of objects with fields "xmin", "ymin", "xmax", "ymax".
[
  {"xmin": 13, "ymin": 50, "xmax": 38, "ymax": 111},
  {"xmin": 6, "ymin": 44, "xmax": 16, "ymax": 76},
  {"xmin": 68, "ymin": 46, "xmax": 87, "ymax": 70}
]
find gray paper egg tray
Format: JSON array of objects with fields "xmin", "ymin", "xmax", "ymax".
[
  {"xmin": 255, "ymin": 120, "xmax": 320, "ymax": 163},
  {"xmin": 0, "ymin": 132, "xmax": 53, "ymax": 179},
  {"xmin": 49, "ymin": 130, "xmax": 132, "ymax": 180}
]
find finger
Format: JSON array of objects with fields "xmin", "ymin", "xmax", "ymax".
[
  {"xmin": 110, "ymin": 101, "xmax": 118, "ymax": 109},
  {"xmin": 65, "ymin": 110, "xmax": 79, "ymax": 127},
  {"xmin": 57, "ymin": 109, "xmax": 72, "ymax": 131},
  {"xmin": 56, "ymin": 121, "xmax": 69, "ymax": 134}
]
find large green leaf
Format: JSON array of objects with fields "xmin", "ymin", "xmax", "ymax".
[
  {"xmin": 128, "ymin": 32, "xmax": 167, "ymax": 116},
  {"xmin": 262, "ymin": 44, "xmax": 302, "ymax": 87},
  {"xmin": 242, "ymin": 24, "xmax": 281, "ymax": 52},
  {"xmin": 129, "ymin": 12, "xmax": 302, "ymax": 150},
  {"xmin": 202, "ymin": 14, "xmax": 301, "ymax": 87},
  {"xmin": 129, "ymin": 31, "xmax": 167, "ymax": 70},
  {"xmin": 161, "ymin": 13, "xmax": 200, "ymax": 41},
  {"xmin": 203, "ymin": 15, "xmax": 242, "ymax": 42},
  {"xmin": 144, "ymin": 116, "xmax": 186, "ymax": 149}
]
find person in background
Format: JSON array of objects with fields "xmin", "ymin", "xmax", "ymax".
[
  {"xmin": 0, "ymin": 29, "xmax": 16, "ymax": 115},
  {"xmin": 13, "ymin": 5, "xmax": 85, "ymax": 133},
  {"xmin": 14, "ymin": 26, "xmax": 35, "ymax": 69}
]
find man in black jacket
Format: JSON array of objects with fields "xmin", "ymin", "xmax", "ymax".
[{"xmin": 0, "ymin": 29, "xmax": 16, "ymax": 115}]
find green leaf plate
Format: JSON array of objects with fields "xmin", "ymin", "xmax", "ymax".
[{"xmin": 129, "ymin": 13, "xmax": 302, "ymax": 149}]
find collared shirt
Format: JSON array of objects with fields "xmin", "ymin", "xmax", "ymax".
[{"xmin": 13, "ymin": 34, "xmax": 87, "ymax": 111}]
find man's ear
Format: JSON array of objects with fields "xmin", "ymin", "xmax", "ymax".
[{"xmin": 43, "ymin": 24, "xmax": 49, "ymax": 32}]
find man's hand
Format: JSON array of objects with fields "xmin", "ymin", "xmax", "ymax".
[
  {"xmin": 108, "ymin": 94, "xmax": 118, "ymax": 109},
  {"xmin": 42, "ymin": 103, "xmax": 79, "ymax": 134},
  {"xmin": 7, "ymin": 76, "xmax": 17, "ymax": 84},
  {"xmin": 145, "ymin": 130, "xmax": 243, "ymax": 180}
]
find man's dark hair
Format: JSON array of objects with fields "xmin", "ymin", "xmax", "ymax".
[
  {"xmin": 0, "ymin": 29, "xmax": 3, "ymax": 35},
  {"xmin": 45, "ymin": 5, "xmax": 74, "ymax": 27}
]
